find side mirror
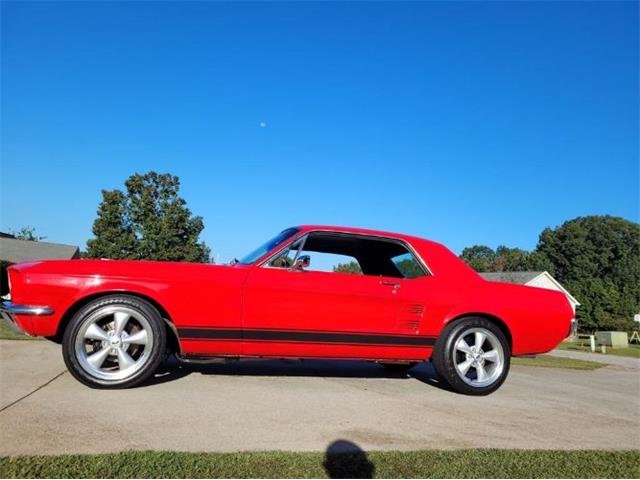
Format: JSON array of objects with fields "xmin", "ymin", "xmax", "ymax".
[{"xmin": 293, "ymin": 255, "xmax": 311, "ymax": 271}]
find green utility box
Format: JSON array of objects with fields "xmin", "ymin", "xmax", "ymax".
[{"xmin": 595, "ymin": 331, "xmax": 629, "ymax": 348}]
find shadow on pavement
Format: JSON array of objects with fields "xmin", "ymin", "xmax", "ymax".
[
  {"xmin": 324, "ymin": 439, "xmax": 374, "ymax": 478},
  {"xmin": 142, "ymin": 355, "xmax": 453, "ymax": 392}
]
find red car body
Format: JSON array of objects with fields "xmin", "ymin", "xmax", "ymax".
[{"xmin": 6, "ymin": 225, "xmax": 573, "ymax": 363}]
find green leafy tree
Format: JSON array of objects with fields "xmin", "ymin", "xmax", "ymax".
[
  {"xmin": 86, "ymin": 172, "xmax": 211, "ymax": 262},
  {"xmin": 460, "ymin": 245, "xmax": 550, "ymax": 272},
  {"xmin": 460, "ymin": 245, "xmax": 496, "ymax": 272},
  {"xmin": 333, "ymin": 261, "xmax": 362, "ymax": 274},
  {"xmin": 10, "ymin": 226, "xmax": 46, "ymax": 241},
  {"xmin": 534, "ymin": 216, "xmax": 640, "ymax": 332},
  {"xmin": 86, "ymin": 190, "xmax": 137, "ymax": 260}
]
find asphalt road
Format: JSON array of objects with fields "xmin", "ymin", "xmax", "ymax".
[{"xmin": 1, "ymin": 339, "xmax": 639, "ymax": 456}]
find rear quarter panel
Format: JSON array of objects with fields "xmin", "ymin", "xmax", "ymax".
[
  {"xmin": 433, "ymin": 280, "xmax": 573, "ymax": 355},
  {"xmin": 409, "ymin": 238, "xmax": 573, "ymax": 356}
]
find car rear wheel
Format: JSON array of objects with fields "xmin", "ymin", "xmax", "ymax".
[
  {"xmin": 432, "ymin": 317, "xmax": 510, "ymax": 395},
  {"xmin": 62, "ymin": 295, "xmax": 166, "ymax": 389}
]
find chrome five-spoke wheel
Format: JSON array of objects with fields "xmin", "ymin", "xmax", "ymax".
[
  {"xmin": 63, "ymin": 295, "xmax": 166, "ymax": 388},
  {"xmin": 75, "ymin": 306, "xmax": 153, "ymax": 381},
  {"xmin": 453, "ymin": 328, "xmax": 504, "ymax": 388},
  {"xmin": 432, "ymin": 316, "xmax": 511, "ymax": 395}
]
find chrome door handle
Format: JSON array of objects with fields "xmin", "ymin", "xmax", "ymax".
[{"xmin": 380, "ymin": 280, "xmax": 401, "ymax": 289}]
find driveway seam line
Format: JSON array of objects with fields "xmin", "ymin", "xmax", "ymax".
[{"xmin": 0, "ymin": 370, "xmax": 67, "ymax": 413}]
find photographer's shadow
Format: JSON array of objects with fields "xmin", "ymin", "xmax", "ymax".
[{"xmin": 324, "ymin": 440, "xmax": 375, "ymax": 479}]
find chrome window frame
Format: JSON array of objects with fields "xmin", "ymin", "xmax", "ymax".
[
  {"xmin": 257, "ymin": 229, "xmax": 433, "ymax": 278},
  {"xmin": 260, "ymin": 234, "xmax": 309, "ymax": 270}
]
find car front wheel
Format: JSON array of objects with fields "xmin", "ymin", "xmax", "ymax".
[
  {"xmin": 432, "ymin": 317, "xmax": 510, "ymax": 395},
  {"xmin": 62, "ymin": 295, "xmax": 166, "ymax": 389}
]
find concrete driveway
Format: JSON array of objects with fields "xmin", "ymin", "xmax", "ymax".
[{"xmin": 1, "ymin": 339, "xmax": 639, "ymax": 456}]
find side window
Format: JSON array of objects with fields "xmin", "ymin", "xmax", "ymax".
[
  {"xmin": 332, "ymin": 260, "xmax": 363, "ymax": 275},
  {"xmin": 302, "ymin": 252, "xmax": 362, "ymax": 274},
  {"xmin": 264, "ymin": 232, "xmax": 427, "ymax": 279},
  {"xmin": 391, "ymin": 252, "xmax": 426, "ymax": 279}
]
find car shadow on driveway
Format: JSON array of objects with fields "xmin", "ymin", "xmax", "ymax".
[{"xmin": 142, "ymin": 356, "xmax": 453, "ymax": 392}]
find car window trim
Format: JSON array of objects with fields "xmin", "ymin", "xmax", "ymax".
[
  {"xmin": 259, "ymin": 233, "xmax": 309, "ymax": 269},
  {"xmin": 257, "ymin": 229, "xmax": 433, "ymax": 277}
]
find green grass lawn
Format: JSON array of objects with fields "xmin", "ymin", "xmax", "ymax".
[
  {"xmin": 1, "ymin": 449, "xmax": 638, "ymax": 478},
  {"xmin": 558, "ymin": 341, "xmax": 640, "ymax": 358},
  {"xmin": 0, "ymin": 316, "xmax": 38, "ymax": 340},
  {"xmin": 512, "ymin": 354, "xmax": 606, "ymax": 370}
]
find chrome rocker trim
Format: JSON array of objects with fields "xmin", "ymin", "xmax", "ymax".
[{"xmin": 0, "ymin": 301, "xmax": 54, "ymax": 316}]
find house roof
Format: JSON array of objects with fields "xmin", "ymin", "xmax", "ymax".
[
  {"xmin": 0, "ymin": 237, "xmax": 80, "ymax": 263},
  {"xmin": 480, "ymin": 270, "xmax": 580, "ymax": 306},
  {"xmin": 479, "ymin": 271, "xmax": 544, "ymax": 284}
]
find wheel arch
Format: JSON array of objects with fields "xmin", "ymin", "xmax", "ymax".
[
  {"xmin": 444, "ymin": 312, "xmax": 512, "ymax": 350},
  {"xmin": 49, "ymin": 291, "xmax": 181, "ymax": 354}
]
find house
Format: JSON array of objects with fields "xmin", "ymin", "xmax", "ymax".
[
  {"xmin": 0, "ymin": 233, "xmax": 80, "ymax": 263},
  {"xmin": 0, "ymin": 233, "xmax": 80, "ymax": 297},
  {"xmin": 479, "ymin": 271, "xmax": 580, "ymax": 314}
]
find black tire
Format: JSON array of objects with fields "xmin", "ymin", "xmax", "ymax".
[
  {"xmin": 62, "ymin": 295, "xmax": 166, "ymax": 389},
  {"xmin": 432, "ymin": 317, "xmax": 510, "ymax": 396}
]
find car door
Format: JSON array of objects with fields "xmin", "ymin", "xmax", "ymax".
[{"xmin": 241, "ymin": 234, "xmax": 433, "ymax": 360}]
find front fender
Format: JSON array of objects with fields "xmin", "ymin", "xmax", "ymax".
[{"xmin": 9, "ymin": 270, "xmax": 172, "ymax": 337}]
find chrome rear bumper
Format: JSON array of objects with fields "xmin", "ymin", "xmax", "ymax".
[{"xmin": 0, "ymin": 301, "xmax": 54, "ymax": 316}]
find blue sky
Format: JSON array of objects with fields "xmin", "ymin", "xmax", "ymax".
[{"xmin": 1, "ymin": 1, "xmax": 638, "ymax": 263}]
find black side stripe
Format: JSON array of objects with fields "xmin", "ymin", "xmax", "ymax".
[{"xmin": 178, "ymin": 328, "xmax": 436, "ymax": 347}]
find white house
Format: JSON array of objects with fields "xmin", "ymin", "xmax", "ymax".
[{"xmin": 479, "ymin": 271, "xmax": 580, "ymax": 314}]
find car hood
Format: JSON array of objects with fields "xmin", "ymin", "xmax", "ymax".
[{"xmin": 9, "ymin": 258, "xmax": 243, "ymax": 280}]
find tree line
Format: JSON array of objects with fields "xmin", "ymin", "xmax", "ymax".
[{"xmin": 5, "ymin": 171, "xmax": 638, "ymax": 333}]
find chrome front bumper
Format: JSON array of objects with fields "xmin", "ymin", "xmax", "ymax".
[{"xmin": 0, "ymin": 301, "xmax": 54, "ymax": 316}]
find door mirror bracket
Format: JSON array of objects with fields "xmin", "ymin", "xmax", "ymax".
[{"xmin": 292, "ymin": 255, "xmax": 311, "ymax": 271}]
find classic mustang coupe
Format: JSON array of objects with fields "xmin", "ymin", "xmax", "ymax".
[{"xmin": 1, "ymin": 225, "xmax": 575, "ymax": 395}]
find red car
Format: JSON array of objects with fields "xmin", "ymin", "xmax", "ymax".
[{"xmin": 2, "ymin": 225, "xmax": 575, "ymax": 395}]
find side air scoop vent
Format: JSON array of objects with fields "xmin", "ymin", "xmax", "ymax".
[{"xmin": 396, "ymin": 304, "xmax": 425, "ymax": 332}]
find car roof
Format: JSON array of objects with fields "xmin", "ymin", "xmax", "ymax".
[
  {"xmin": 294, "ymin": 225, "xmax": 480, "ymax": 280},
  {"xmin": 296, "ymin": 225, "xmax": 431, "ymax": 244}
]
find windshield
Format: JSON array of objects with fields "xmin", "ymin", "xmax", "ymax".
[{"xmin": 237, "ymin": 227, "xmax": 300, "ymax": 265}]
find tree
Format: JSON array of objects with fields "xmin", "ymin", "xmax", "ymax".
[
  {"xmin": 10, "ymin": 226, "xmax": 46, "ymax": 241},
  {"xmin": 459, "ymin": 245, "xmax": 496, "ymax": 272},
  {"xmin": 534, "ymin": 216, "xmax": 640, "ymax": 332},
  {"xmin": 333, "ymin": 261, "xmax": 362, "ymax": 274},
  {"xmin": 86, "ymin": 172, "xmax": 211, "ymax": 262},
  {"xmin": 86, "ymin": 190, "xmax": 138, "ymax": 260},
  {"xmin": 460, "ymin": 245, "xmax": 551, "ymax": 272}
]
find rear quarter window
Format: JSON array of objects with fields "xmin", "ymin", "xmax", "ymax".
[{"xmin": 391, "ymin": 252, "xmax": 426, "ymax": 279}]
